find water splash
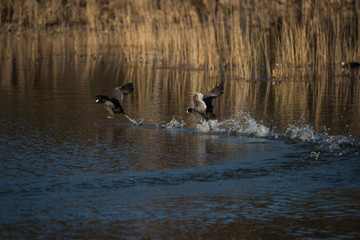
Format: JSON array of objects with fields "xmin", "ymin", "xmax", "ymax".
[
  {"xmin": 195, "ymin": 120, "xmax": 220, "ymax": 132},
  {"xmin": 132, "ymin": 111, "xmax": 359, "ymax": 157},
  {"xmin": 283, "ymin": 121, "xmax": 360, "ymax": 157},
  {"xmin": 316, "ymin": 135, "xmax": 359, "ymax": 156},
  {"xmin": 162, "ymin": 117, "xmax": 186, "ymax": 129},
  {"xmin": 234, "ymin": 112, "xmax": 270, "ymax": 137},
  {"xmin": 195, "ymin": 112, "xmax": 271, "ymax": 136},
  {"xmin": 131, "ymin": 119, "xmax": 144, "ymax": 126},
  {"xmin": 194, "ymin": 112, "xmax": 270, "ymax": 136},
  {"xmin": 284, "ymin": 124, "xmax": 319, "ymax": 142},
  {"xmin": 309, "ymin": 151, "xmax": 321, "ymax": 160},
  {"xmin": 191, "ymin": 111, "xmax": 359, "ymax": 157}
]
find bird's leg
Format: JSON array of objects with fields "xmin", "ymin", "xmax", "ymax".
[{"xmin": 124, "ymin": 114, "xmax": 135, "ymax": 123}]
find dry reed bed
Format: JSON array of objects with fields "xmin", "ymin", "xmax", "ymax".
[{"xmin": 1, "ymin": 0, "xmax": 359, "ymax": 78}]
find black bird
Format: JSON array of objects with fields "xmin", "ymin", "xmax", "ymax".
[
  {"xmin": 341, "ymin": 61, "xmax": 360, "ymax": 70},
  {"xmin": 187, "ymin": 82, "xmax": 224, "ymax": 122},
  {"xmin": 95, "ymin": 83, "xmax": 134, "ymax": 122}
]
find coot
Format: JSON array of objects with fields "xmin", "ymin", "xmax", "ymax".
[
  {"xmin": 341, "ymin": 61, "xmax": 360, "ymax": 70},
  {"xmin": 187, "ymin": 82, "xmax": 224, "ymax": 122},
  {"xmin": 95, "ymin": 83, "xmax": 134, "ymax": 122}
]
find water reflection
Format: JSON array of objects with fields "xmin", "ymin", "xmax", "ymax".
[
  {"xmin": 1, "ymin": 33, "xmax": 360, "ymax": 239},
  {"xmin": 1, "ymin": 33, "xmax": 359, "ymax": 136}
]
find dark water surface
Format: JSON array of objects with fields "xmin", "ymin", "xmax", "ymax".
[{"xmin": 1, "ymin": 34, "xmax": 360, "ymax": 239}]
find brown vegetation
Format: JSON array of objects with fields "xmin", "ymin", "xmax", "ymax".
[{"xmin": 1, "ymin": 0, "xmax": 360, "ymax": 78}]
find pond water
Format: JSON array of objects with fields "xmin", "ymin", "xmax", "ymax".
[{"xmin": 1, "ymin": 33, "xmax": 360, "ymax": 239}]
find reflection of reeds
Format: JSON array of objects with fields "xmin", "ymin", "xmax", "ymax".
[
  {"xmin": 1, "ymin": 32, "xmax": 360, "ymax": 135},
  {"xmin": 1, "ymin": 0, "xmax": 359, "ymax": 78}
]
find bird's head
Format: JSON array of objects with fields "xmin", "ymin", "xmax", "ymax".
[{"xmin": 95, "ymin": 95, "xmax": 105, "ymax": 103}]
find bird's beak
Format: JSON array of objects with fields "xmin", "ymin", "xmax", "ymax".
[{"xmin": 96, "ymin": 99, "xmax": 99, "ymax": 103}]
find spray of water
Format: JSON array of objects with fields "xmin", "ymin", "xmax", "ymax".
[
  {"xmin": 161, "ymin": 116, "xmax": 186, "ymax": 129},
  {"xmin": 157, "ymin": 112, "xmax": 359, "ymax": 157}
]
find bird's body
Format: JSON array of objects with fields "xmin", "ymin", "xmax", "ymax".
[
  {"xmin": 341, "ymin": 61, "xmax": 360, "ymax": 70},
  {"xmin": 95, "ymin": 95, "xmax": 124, "ymax": 117},
  {"xmin": 187, "ymin": 82, "xmax": 224, "ymax": 122},
  {"xmin": 96, "ymin": 83, "xmax": 134, "ymax": 120}
]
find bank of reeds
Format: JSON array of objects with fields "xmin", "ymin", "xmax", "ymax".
[{"xmin": 1, "ymin": 0, "xmax": 359, "ymax": 79}]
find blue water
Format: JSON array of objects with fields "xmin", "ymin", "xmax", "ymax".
[{"xmin": 1, "ymin": 51, "xmax": 360, "ymax": 239}]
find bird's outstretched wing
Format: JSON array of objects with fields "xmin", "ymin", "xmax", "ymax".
[
  {"xmin": 193, "ymin": 92, "xmax": 207, "ymax": 114},
  {"xmin": 203, "ymin": 82, "xmax": 224, "ymax": 111},
  {"xmin": 112, "ymin": 83, "xmax": 134, "ymax": 104}
]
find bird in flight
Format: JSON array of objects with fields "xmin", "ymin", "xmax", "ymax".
[
  {"xmin": 187, "ymin": 82, "xmax": 224, "ymax": 122},
  {"xmin": 95, "ymin": 83, "xmax": 135, "ymax": 123}
]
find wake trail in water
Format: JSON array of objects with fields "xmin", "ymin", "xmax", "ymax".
[{"xmin": 159, "ymin": 112, "xmax": 359, "ymax": 158}]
